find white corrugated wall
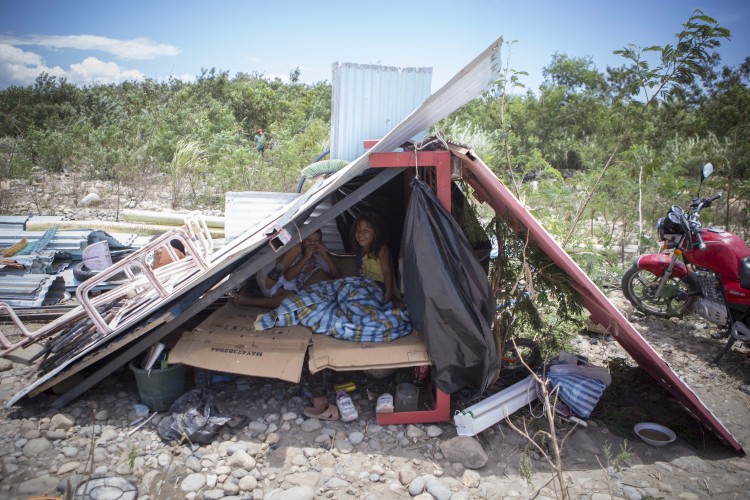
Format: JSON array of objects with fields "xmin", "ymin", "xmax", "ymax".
[{"xmin": 330, "ymin": 63, "xmax": 432, "ymax": 162}]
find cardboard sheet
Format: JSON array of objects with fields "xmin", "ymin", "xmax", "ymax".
[
  {"xmin": 169, "ymin": 303, "xmax": 432, "ymax": 382},
  {"xmin": 168, "ymin": 304, "xmax": 311, "ymax": 383},
  {"xmin": 308, "ymin": 330, "xmax": 431, "ymax": 373}
]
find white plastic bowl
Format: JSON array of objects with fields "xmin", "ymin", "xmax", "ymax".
[{"xmin": 634, "ymin": 422, "xmax": 676, "ymax": 446}]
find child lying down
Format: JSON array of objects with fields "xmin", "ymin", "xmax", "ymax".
[{"xmin": 255, "ymin": 276, "xmax": 412, "ymax": 342}]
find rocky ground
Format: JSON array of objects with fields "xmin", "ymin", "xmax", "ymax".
[{"xmin": 1, "ymin": 176, "xmax": 750, "ymax": 499}]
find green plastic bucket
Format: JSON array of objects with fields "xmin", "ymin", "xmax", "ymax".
[{"xmin": 129, "ymin": 360, "xmax": 185, "ymax": 412}]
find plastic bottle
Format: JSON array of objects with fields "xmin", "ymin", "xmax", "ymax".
[{"xmin": 336, "ymin": 389, "xmax": 358, "ymax": 422}]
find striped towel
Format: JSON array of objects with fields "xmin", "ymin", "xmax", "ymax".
[{"xmin": 255, "ymin": 277, "xmax": 412, "ymax": 342}]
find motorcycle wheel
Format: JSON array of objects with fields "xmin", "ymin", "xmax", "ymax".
[{"xmin": 621, "ymin": 265, "xmax": 697, "ymax": 318}]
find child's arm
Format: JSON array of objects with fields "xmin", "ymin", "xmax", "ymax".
[
  {"xmin": 263, "ymin": 245, "xmax": 301, "ymax": 288},
  {"xmin": 317, "ymin": 244, "xmax": 340, "ymax": 278},
  {"xmin": 284, "ymin": 243, "xmax": 315, "ymax": 280},
  {"xmin": 378, "ymin": 245, "xmax": 395, "ymax": 303}
]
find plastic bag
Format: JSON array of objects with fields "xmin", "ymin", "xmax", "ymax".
[
  {"xmin": 547, "ymin": 372, "xmax": 606, "ymax": 419},
  {"xmin": 156, "ymin": 388, "xmax": 231, "ymax": 443}
]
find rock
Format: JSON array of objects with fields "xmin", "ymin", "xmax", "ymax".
[
  {"xmin": 239, "ymin": 474, "xmax": 258, "ymax": 491},
  {"xmin": 424, "ymin": 475, "xmax": 452, "ymax": 500},
  {"xmin": 227, "ymin": 449, "xmax": 256, "ymax": 470},
  {"xmin": 0, "ymin": 358, "xmax": 12, "ymax": 372},
  {"xmin": 267, "ymin": 485, "xmax": 315, "ymax": 499},
  {"xmin": 57, "ymin": 461, "xmax": 81, "ymax": 475},
  {"xmin": 50, "ymin": 413, "xmax": 75, "ymax": 431},
  {"xmin": 324, "ymin": 477, "xmax": 350, "ymax": 489},
  {"xmin": 405, "ymin": 424, "xmax": 426, "ymax": 440},
  {"xmin": 180, "ymin": 472, "xmax": 207, "ymax": 492},
  {"xmin": 17, "ymin": 475, "xmax": 59, "ymax": 496},
  {"xmin": 45, "ymin": 429, "xmax": 67, "ymax": 440},
  {"xmin": 440, "ymin": 436, "xmax": 488, "ymax": 469},
  {"xmin": 399, "ymin": 468, "xmax": 417, "ymax": 485},
  {"xmin": 348, "ymin": 430, "xmax": 365, "ymax": 444},
  {"xmin": 426, "ymin": 425, "xmax": 443, "ymax": 438},
  {"xmin": 408, "ymin": 476, "xmax": 425, "ymax": 496},
  {"xmin": 567, "ymin": 429, "xmax": 602, "ymax": 456},
  {"xmin": 78, "ymin": 192, "xmax": 102, "ymax": 207},
  {"xmin": 300, "ymin": 418, "xmax": 323, "ymax": 433},
  {"xmin": 462, "ymin": 469, "xmax": 481, "ymax": 488},
  {"xmin": 285, "ymin": 471, "xmax": 320, "ymax": 488},
  {"xmin": 672, "ymin": 456, "xmax": 708, "ymax": 473},
  {"xmin": 334, "ymin": 439, "xmax": 353, "ymax": 454},
  {"xmin": 23, "ymin": 437, "xmax": 51, "ymax": 456}
]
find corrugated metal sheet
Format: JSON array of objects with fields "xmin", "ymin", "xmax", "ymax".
[
  {"xmin": 0, "ymin": 273, "xmax": 67, "ymax": 307},
  {"xmin": 0, "ymin": 227, "xmax": 142, "ymax": 259},
  {"xmin": 224, "ymin": 191, "xmax": 346, "ymax": 253},
  {"xmin": 331, "ymin": 63, "xmax": 432, "ymax": 161}
]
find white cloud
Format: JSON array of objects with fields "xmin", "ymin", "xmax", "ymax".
[
  {"xmin": 0, "ymin": 43, "xmax": 145, "ymax": 87},
  {"xmin": 0, "ymin": 34, "xmax": 180, "ymax": 60},
  {"xmin": 68, "ymin": 57, "xmax": 144, "ymax": 85},
  {"xmin": 0, "ymin": 43, "xmax": 65, "ymax": 86}
]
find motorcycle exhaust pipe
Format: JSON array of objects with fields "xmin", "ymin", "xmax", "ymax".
[{"xmin": 731, "ymin": 321, "xmax": 750, "ymax": 343}]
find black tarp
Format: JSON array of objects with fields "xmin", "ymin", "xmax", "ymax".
[{"xmin": 401, "ymin": 177, "xmax": 498, "ymax": 401}]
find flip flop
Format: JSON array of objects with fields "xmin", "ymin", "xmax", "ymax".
[{"xmin": 303, "ymin": 403, "xmax": 340, "ymax": 421}]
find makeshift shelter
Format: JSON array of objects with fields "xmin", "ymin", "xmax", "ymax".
[{"xmin": 0, "ymin": 35, "xmax": 743, "ymax": 455}]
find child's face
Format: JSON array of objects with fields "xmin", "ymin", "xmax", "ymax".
[
  {"xmin": 355, "ymin": 220, "xmax": 375, "ymax": 249},
  {"xmin": 302, "ymin": 232, "xmax": 322, "ymax": 250}
]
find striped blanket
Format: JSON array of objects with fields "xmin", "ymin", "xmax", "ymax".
[{"xmin": 255, "ymin": 277, "xmax": 412, "ymax": 342}]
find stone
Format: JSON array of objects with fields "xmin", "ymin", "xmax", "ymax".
[
  {"xmin": 408, "ymin": 476, "xmax": 426, "ymax": 496},
  {"xmin": 348, "ymin": 431, "xmax": 365, "ymax": 444},
  {"xmin": 227, "ymin": 449, "xmax": 256, "ymax": 470},
  {"xmin": 439, "ymin": 436, "xmax": 488, "ymax": 469},
  {"xmin": 300, "ymin": 418, "xmax": 323, "ymax": 433},
  {"xmin": 426, "ymin": 425, "xmax": 443, "ymax": 438},
  {"xmin": 239, "ymin": 474, "xmax": 258, "ymax": 491},
  {"xmin": 17, "ymin": 475, "xmax": 59, "ymax": 496},
  {"xmin": 405, "ymin": 425, "xmax": 426, "ymax": 440},
  {"xmin": 50, "ymin": 413, "xmax": 75, "ymax": 431},
  {"xmin": 423, "ymin": 475, "xmax": 452, "ymax": 500},
  {"xmin": 267, "ymin": 485, "xmax": 315, "ymax": 499},
  {"xmin": 461, "ymin": 469, "xmax": 481, "ymax": 488},
  {"xmin": 181, "ymin": 472, "xmax": 207, "ymax": 492},
  {"xmin": 285, "ymin": 471, "xmax": 320, "ymax": 488},
  {"xmin": 78, "ymin": 192, "xmax": 102, "ymax": 207},
  {"xmin": 57, "ymin": 461, "xmax": 81, "ymax": 475},
  {"xmin": 22, "ymin": 437, "xmax": 51, "ymax": 456}
]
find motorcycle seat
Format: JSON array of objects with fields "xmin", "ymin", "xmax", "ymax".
[{"xmin": 741, "ymin": 256, "xmax": 750, "ymax": 290}]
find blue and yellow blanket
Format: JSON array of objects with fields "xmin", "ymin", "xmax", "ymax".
[{"xmin": 255, "ymin": 277, "xmax": 412, "ymax": 342}]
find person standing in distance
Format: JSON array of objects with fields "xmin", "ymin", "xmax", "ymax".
[{"xmin": 254, "ymin": 128, "xmax": 266, "ymax": 153}]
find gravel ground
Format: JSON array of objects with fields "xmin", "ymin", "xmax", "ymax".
[{"xmin": 1, "ymin": 175, "xmax": 749, "ymax": 499}]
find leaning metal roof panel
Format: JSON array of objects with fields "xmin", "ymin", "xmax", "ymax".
[{"xmin": 224, "ymin": 191, "xmax": 345, "ymax": 253}]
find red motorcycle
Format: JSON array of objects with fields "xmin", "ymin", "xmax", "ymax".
[{"xmin": 621, "ymin": 163, "xmax": 750, "ymax": 363}]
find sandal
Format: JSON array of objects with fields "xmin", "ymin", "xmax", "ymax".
[{"xmin": 303, "ymin": 403, "xmax": 340, "ymax": 421}]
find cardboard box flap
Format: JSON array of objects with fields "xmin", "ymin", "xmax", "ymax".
[
  {"xmin": 169, "ymin": 304, "xmax": 311, "ymax": 383},
  {"xmin": 308, "ymin": 330, "xmax": 431, "ymax": 374}
]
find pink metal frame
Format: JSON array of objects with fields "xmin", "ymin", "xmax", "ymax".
[{"xmin": 0, "ymin": 213, "xmax": 214, "ymax": 358}]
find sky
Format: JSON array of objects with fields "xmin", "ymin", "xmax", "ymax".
[{"xmin": 0, "ymin": 0, "xmax": 748, "ymax": 93}]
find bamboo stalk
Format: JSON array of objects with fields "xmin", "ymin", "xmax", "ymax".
[
  {"xmin": 122, "ymin": 209, "xmax": 225, "ymax": 229},
  {"xmin": 24, "ymin": 219, "xmax": 225, "ymax": 239}
]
